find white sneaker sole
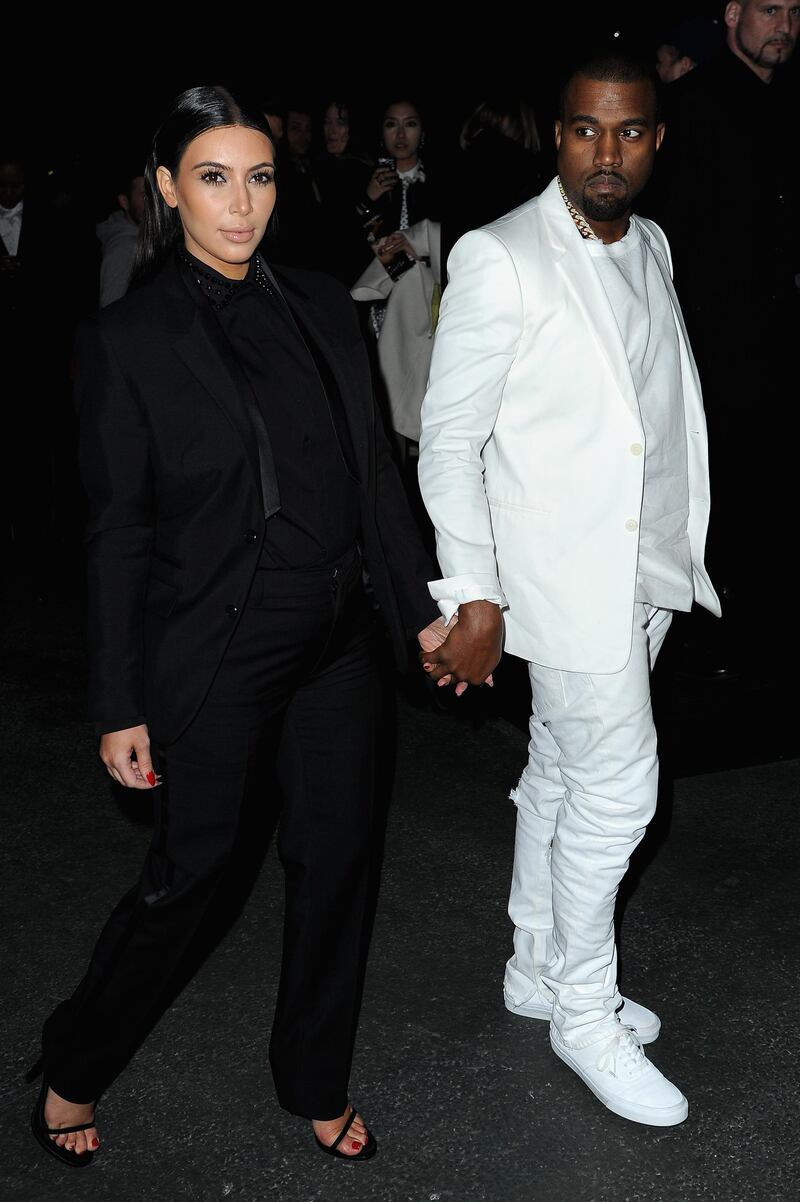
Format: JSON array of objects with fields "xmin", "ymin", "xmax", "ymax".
[
  {"xmin": 504, "ymin": 994, "xmax": 661, "ymax": 1045},
  {"xmin": 550, "ymin": 1034, "xmax": 689, "ymax": 1127}
]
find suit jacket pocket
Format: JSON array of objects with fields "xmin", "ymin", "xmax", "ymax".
[{"xmin": 487, "ymin": 495, "xmax": 552, "ymax": 516}]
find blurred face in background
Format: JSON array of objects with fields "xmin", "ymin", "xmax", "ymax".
[
  {"xmin": 286, "ymin": 111, "xmax": 312, "ymax": 158},
  {"xmin": 323, "ymin": 103, "xmax": 350, "ymax": 155},
  {"xmin": 0, "ymin": 160, "xmax": 25, "ymax": 209},
  {"xmin": 156, "ymin": 125, "xmax": 276, "ymax": 280},
  {"xmin": 382, "ymin": 102, "xmax": 423, "ymax": 170},
  {"xmin": 120, "ymin": 175, "xmax": 146, "ymax": 225},
  {"xmin": 655, "ymin": 43, "xmax": 695, "ymax": 82}
]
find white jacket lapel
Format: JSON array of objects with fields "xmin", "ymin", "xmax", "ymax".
[
  {"xmin": 539, "ymin": 180, "xmax": 641, "ymax": 422},
  {"xmin": 636, "ymin": 218, "xmax": 704, "ymax": 410}
]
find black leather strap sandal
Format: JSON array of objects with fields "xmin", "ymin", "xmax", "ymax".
[
  {"xmin": 313, "ymin": 1105, "xmax": 378, "ymax": 1162},
  {"xmin": 30, "ymin": 1077, "xmax": 96, "ymax": 1169}
]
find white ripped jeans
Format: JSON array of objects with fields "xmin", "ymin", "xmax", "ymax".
[{"xmin": 504, "ymin": 603, "xmax": 672, "ymax": 1048}]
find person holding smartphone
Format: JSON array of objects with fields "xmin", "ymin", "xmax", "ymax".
[
  {"xmin": 351, "ymin": 98, "xmax": 442, "ymax": 470},
  {"xmin": 357, "ymin": 99, "xmax": 436, "ymax": 283}
]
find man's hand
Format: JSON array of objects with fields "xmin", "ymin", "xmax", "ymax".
[
  {"xmin": 99, "ymin": 724, "xmax": 161, "ymax": 790},
  {"xmin": 418, "ymin": 601, "xmax": 503, "ymax": 697}
]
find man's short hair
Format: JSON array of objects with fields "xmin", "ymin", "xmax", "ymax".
[
  {"xmin": 558, "ymin": 52, "xmax": 662, "ymax": 122},
  {"xmin": 659, "ymin": 15, "xmax": 724, "ymax": 66}
]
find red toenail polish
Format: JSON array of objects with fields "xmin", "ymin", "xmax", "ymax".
[
  {"xmin": 92, "ymin": 1138, "xmax": 100, "ymax": 1148},
  {"xmin": 352, "ymin": 1141, "xmax": 362, "ymax": 1150}
]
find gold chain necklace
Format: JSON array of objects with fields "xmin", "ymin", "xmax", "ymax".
[{"xmin": 557, "ymin": 177, "xmax": 600, "ymax": 241}]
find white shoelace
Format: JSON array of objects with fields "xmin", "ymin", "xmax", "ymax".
[{"xmin": 595, "ymin": 1026, "xmax": 646, "ymax": 1077}]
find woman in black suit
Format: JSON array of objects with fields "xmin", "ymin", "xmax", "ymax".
[{"xmin": 30, "ymin": 85, "xmax": 446, "ymax": 1168}]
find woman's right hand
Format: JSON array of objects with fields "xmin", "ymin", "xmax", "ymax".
[
  {"xmin": 373, "ymin": 231, "xmax": 416, "ymax": 266},
  {"xmin": 100, "ymin": 725, "xmax": 161, "ymax": 790},
  {"xmin": 366, "ymin": 164, "xmax": 398, "ymax": 202}
]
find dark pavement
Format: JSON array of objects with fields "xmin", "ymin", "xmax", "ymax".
[{"xmin": 1, "ymin": 589, "xmax": 798, "ymax": 1202}]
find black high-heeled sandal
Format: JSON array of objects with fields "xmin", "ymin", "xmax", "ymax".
[
  {"xmin": 29, "ymin": 1067, "xmax": 97, "ymax": 1169},
  {"xmin": 313, "ymin": 1105, "xmax": 378, "ymax": 1162}
]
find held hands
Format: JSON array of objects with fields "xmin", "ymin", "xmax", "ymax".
[
  {"xmin": 417, "ymin": 601, "xmax": 503, "ymax": 697},
  {"xmin": 100, "ymin": 724, "xmax": 162, "ymax": 790}
]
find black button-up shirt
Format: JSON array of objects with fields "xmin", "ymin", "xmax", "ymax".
[{"xmin": 180, "ymin": 250, "xmax": 360, "ymax": 569}]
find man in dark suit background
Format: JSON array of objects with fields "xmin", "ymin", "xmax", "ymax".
[{"xmin": 649, "ymin": 1, "xmax": 800, "ymax": 678}]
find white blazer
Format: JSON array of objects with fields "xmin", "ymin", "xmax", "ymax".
[
  {"xmin": 351, "ymin": 219, "xmax": 441, "ymax": 441},
  {"xmin": 418, "ymin": 176, "xmax": 720, "ymax": 674}
]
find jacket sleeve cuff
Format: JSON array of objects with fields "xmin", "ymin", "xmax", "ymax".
[
  {"xmin": 428, "ymin": 574, "xmax": 508, "ymax": 625},
  {"xmin": 350, "ymin": 258, "xmax": 393, "ymax": 301},
  {"xmin": 93, "ymin": 715, "xmax": 147, "ymax": 736}
]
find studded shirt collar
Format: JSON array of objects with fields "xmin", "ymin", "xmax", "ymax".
[{"xmin": 178, "ymin": 248, "xmax": 274, "ymax": 311}]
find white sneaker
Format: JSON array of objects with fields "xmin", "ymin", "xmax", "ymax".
[
  {"xmin": 504, "ymin": 987, "xmax": 661, "ymax": 1044},
  {"xmin": 550, "ymin": 1024, "xmax": 688, "ymax": 1126}
]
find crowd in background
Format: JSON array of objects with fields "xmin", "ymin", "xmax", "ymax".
[
  {"xmin": 2, "ymin": 88, "xmax": 546, "ymax": 596},
  {"xmin": 2, "ymin": 5, "xmax": 798, "ymax": 686}
]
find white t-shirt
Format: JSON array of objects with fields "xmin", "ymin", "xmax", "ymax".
[{"xmin": 586, "ymin": 222, "xmax": 694, "ymax": 612}]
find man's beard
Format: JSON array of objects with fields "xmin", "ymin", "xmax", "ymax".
[
  {"xmin": 736, "ymin": 26, "xmax": 792, "ymax": 66},
  {"xmin": 581, "ymin": 177, "xmax": 631, "ymax": 223}
]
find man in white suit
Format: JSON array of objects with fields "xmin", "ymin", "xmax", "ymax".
[{"xmin": 418, "ymin": 54, "xmax": 719, "ymax": 1127}]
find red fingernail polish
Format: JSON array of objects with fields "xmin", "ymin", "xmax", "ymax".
[
  {"xmin": 146, "ymin": 771, "xmax": 156, "ymax": 786},
  {"xmin": 91, "ymin": 1137, "xmax": 100, "ymax": 1148}
]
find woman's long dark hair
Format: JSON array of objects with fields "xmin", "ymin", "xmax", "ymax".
[
  {"xmin": 130, "ymin": 85, "xmax": 275, "ymax": 289},
  {"xmin": 459, "ymin": 97, "xmax": 540, "ymax": 154}
]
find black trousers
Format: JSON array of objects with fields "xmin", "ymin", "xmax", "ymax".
[{"xmin": 42, "ymin": 547, "xmax": 379, "ymax": 1119}]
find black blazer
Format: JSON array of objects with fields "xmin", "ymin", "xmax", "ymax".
[{"xmin": 76, "ymin": 253, "xmax": 438, "ymax": 744}]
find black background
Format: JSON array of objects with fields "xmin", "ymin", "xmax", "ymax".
[{"xmin": 4, "ymin": 2, "xmax": 737, "ymax": 195}]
